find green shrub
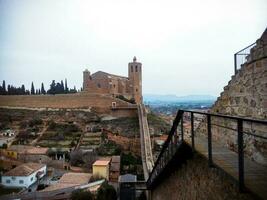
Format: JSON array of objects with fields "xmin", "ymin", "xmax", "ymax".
[
  {"xmin": 71, "ymin": 189, "xmax": 93, "ymax": 200},
  {"xmin": 96, "ymin": 182, "xmax": 117, "ymax": 200}
]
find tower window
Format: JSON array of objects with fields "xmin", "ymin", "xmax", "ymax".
[
  {"xmin": 131, "ymin": 66, "xmax": 133, "ymax": 72},
  {"xmin": 113, "ymin": 84, "xmax": 116, "ymax": 88},
  {"xmin": 135, "ymin": 66, "xmax": 138, "ymax": 72},
  {"xmin": 136, "ymin": 89, "xmax": 138, "ymax": 92},
  {"xmin": 97, "ymin": 83, "xmax": 101, "ymax": 88}
]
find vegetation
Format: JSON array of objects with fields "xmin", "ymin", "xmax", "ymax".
[
  {"xmin": 0, "ymin": 79, "xmax": 77, "ymax": 95},
  {"xmin": 0, "ymin": 186, "xmax": 21, "ymax": 196},
  {"xmin": 96, "ymin": 182, "xmax": 117, "ymax": 200},
  {"xmin": 147, "ymin": 112, "xmax": 170, "ymax": 135},
  {"xmin": 71, "ymin": 189, "xmax": 94, "ymax": 200},
  {"xmin": 116, "ymin": 95, "xmax": 136, "ymax": 104},
  {"xmin": 97, "ymin": 141, "xmax": 122, "ymax": 156}
]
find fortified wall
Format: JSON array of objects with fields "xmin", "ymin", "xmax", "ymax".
[
  {"xmin": 196, "ymin": 29, "xmax": 267, "ymax": 165},
  {"xmin": 0, "ymin": 93, "xmax": 137, "ymax": 117}
]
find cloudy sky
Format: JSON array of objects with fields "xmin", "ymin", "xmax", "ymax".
[{"xmin": 0, "ymin": 0, "xmax": 266, "ymax": 96}]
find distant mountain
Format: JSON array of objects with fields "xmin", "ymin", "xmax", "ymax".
[{"xmin": 144, "ymin": 94, "xmax": 216, "ymax": 102}]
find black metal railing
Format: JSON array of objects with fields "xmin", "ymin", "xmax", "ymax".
[
  {"xmin": 147, "ymin": 109, "xmax": 267, "ymax": 192},
  {"xmin": 146, "ymin": 110, "xmax": 184, "ymax": 187},
  {"xmin": 234, "ymin": 42, "xmax": 256, "ymax": 74}
]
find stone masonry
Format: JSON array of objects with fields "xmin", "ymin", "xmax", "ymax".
[
  {"xmin": 196, "ymin": 29, "xmax": 267, "ymax": 165},
  {"xmin": 83, "ymin": 57, "xmax": 142, "ymax": 104}
]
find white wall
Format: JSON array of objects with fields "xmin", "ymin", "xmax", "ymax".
[{"xmin": 1, "ymin": 165, "xmax": 47, "ymax": 188}]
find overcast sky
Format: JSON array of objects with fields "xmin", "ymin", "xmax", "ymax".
[{"xmin": 0, "ymin": 0, "xmax": 266, "ymax": 96}]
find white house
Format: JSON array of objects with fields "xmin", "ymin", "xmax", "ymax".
[{"xmin": 1, "ymin": 163, "xmax": 47, "ymax": 188}]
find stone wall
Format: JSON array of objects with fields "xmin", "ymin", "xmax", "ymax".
[
  {"xmin": 195, "ymin": 29, "xmax": 267, "ymax": 165},
  {"xmin": 151, "ymin": 154, "xmax": 254, "ymax": 200},
  {"xmin": 0, "ymin": 93, "xmax": 136, "ymax": 116}
]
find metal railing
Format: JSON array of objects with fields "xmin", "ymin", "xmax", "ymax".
[
  {"xmin": 234, "ymin": 42, "xmax": 256, "ymax": 74},
  {"xmin": 147, "ymin": 109, "xmax": 267, "ymax": 192}
]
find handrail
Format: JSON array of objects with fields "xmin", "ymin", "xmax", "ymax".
[
  {"xmin": 147, "ymin": 109, "xmax": 267, "ymax": 191},
  {"xmin": 146, "ymin": 110, "xmax": 183, "ymax": 187}
]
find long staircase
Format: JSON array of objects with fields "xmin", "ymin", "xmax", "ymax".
[{"xmin": 138, "ymin": 104, "xmax": 154, "ymax": 180}]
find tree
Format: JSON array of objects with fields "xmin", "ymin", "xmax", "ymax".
[
  {"xmin": 60, "ymin": 80, "xmax": 64, "ymax": 93},
  {"xmin": 96, "ymin": 182, "xmax": 117, "ymax": 200},
  {"xmin": 21, "ymin": 84, "xmax": 25, "ymax": 94},
  {"xmin": 71, "ymin": 189, "xmax": 93, "ymax": 200},
  {"xmin": 41, "ymin": 83, "xmax": 46, "ymax": 94},
  {"xmin": 2, "ymin": 80, "xmax": 6, "ymax": 94},
  {"xmin": 65, "ymin": 78, "xmax": 68, "ymax": 93},
  {"xmin": 31, "ymin": 82, "xmax": 35, "ymax": 95}
]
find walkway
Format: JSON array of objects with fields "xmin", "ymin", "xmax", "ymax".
[
  {"xmin": 185, "ymin": 134, "xmax": 267, "ymax": 199},
  {"xmin": 138, "ymin": 104, "xmax": 154, "ymax": 180}
]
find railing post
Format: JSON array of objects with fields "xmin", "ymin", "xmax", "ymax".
[
  {"xmin": 238, "ymin": 119, "xmax": 245, "ymax": 192},
  {"xmin": 234, "ymin": 53, "xmax": 237, "ymax": 74},
  {"xmin": 181, "ymin": 111, "xmax": 184, "ymax": 141},
  {"xmin": 191, "ymin": 112, "xmax": 195, "ymax": 152},
  {"xmin": 207, "ymin": 115, "xmax": 213, "ymax": 167}
]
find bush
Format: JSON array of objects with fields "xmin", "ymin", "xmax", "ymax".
[
  {"xmin": 71, "ymin": 189, "xmax": 93, "ymax": 200},
  {"xmin": 29, "ymin": 118, "xmax": 43, "ymax": 127},
  {"xmin": 96, "ymin": 182, "xmax": 117, "ymax": 200}
]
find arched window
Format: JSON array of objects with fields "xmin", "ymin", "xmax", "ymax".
[
  {"xmin": 97, "ymin": 83, "xmax": 101, "ymax": 88},
  {"xmin": 135, "ymin": 65, "xmax": 138, "ymax": 72},
  {"xmin": 131, "ymin": 66, "xmax": 133, "ymax": 72}
]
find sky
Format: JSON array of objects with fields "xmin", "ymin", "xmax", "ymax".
[{"xmin": 0, "ymin": 0, "xmax": 266, "ymax": 97}]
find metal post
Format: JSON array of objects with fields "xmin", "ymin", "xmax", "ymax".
[
  {"xmin": 207, "ymin": 115, "xmax": 213, "ymax": 167},
  {"xmin": 181, "ymin": 112, "xmax": 184, "ymax": 141},
  {"xmin": 238, "ymin": 119, "xmax": 245, "ymax": 192},
  {"xmin": 191, "ymin": 112, "xmax": 195, "ymax": 152},
  {"xmin": 234, "ymin": 53, "xmax": 237, "ymax": 74}
]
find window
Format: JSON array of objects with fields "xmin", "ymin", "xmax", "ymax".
[
  {"xmin": 136, "ymin": 89, "xmax": 138, "ymax": 92},
  {"xmin": 135, "ymin": 66, "xmax": 138, "ymax": 72},
  {"xmin": 131, "ymin": 66, "xmax": 133, "ymax": 72},
  {"xmin": 113, "ymin": 84, "xmax": 116, "ymax": 88},
  {"xmin": 97, "ymin": 83, "xmax": 101, "ymax": 88},
  {"xmin": 19, "ymin": 180, "xmax": 24, "ymax": 184},
  {"xmin": 31, "ymin": 177, "xmax": 34, "ymax": 181},
  {"xmin": 6, "ymin": 179, "xmax": 11, "ymax": 184}
]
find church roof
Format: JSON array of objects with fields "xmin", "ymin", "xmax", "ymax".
[{"xmin": 92, "ymin": 71, "xmax": 129, "ymax": 80}]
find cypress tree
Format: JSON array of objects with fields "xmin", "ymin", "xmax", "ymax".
[
  {"xmin": 65, "ymin": 78, "xmax": 68, "ymax": 93},
  {"xmin": 60, "ymin": 80, "xmax": 64, "ymax": 93},
  {"xmin": 31, "ymin": 82, "xmax": 35, "ymax": 95},
  {"xmin": 41, "ymin": 83, "xmax": 46, "ymax": 94},
  {"xmin": 21, "ymin": 84, "xmax": 25, "ymax": 94},
  {"xmin": 2, "ymin": 80, "xmax": 6, "ymax": 94}
]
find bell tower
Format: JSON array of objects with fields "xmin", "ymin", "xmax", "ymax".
[{"xmin": 128, "ymin": 56, "xmax": 142, "ymax": 104}]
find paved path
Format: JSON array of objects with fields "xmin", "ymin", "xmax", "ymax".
[
  {"xmin": 185, "ymin": 134, "xmax": 267, "ymax": 199},
  {"xmin": 138, "ymin": 104, "xmax": 154, "ymax": 180},
  {"xmin": 30, "ymin": 122, "xmax": 48, "ymax": 145}
]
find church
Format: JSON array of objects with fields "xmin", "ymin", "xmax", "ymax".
[{"xmin": 83, "ymin": 57, "xmax": 142, "ymax": 104}]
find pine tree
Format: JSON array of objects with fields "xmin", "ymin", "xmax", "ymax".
[{"xmin": 31, "ymin": 82, "xmax": 35, "ymax": 95}]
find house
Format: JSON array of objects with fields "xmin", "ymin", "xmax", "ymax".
[
  {"xmin": 109, "ymin": 156, "xmax": 121, "ymax": 182},
  {"xmin": 4, "ymin": 145, "xmax": 50, "ymax": 163},
  {"xmin": 92, "ymin": 160, "xmax": 110, "ymax": 180},
  {"xmin": 0, "ymin": 136, "xmax": 14, "ymax": 148},
  {"xmin": 1, "ymin": 163, "xmax": 47, "ymax": 188}
]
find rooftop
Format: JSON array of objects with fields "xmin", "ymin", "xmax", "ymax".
[
  {"xmin": 4, "ymin": 163, "xmax": 45, "ymax": 177},
  {"xmin": 7, "ymin": 145, "xmax": 48, "ymax": 155},
  {"xmin": 111, "ymin": 156, "xmax": 120, "ymax": 163},
  {"xmin": 93, "ymin": 160, "xmax": 110, "ymax": 166}
]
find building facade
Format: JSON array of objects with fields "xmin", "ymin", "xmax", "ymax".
[
  {"xmin": 92, "ymin": 160, "xmax": 110, "ymax": 181},
  {"xmin": 83, "ymin": 57, "xmax": 142, "ymax": 104},
  {"xmin": 1, "ymin": 163, "xmax": 47, "ymax": 188}
]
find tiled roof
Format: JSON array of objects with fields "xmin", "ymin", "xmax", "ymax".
[
  {"xmin": 59, "ymin": 173, "xmax": 91, "ymax": 185},
  {"xmin": 4, "ymin": 163, "xmax": 45, "ymax": 177}
]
